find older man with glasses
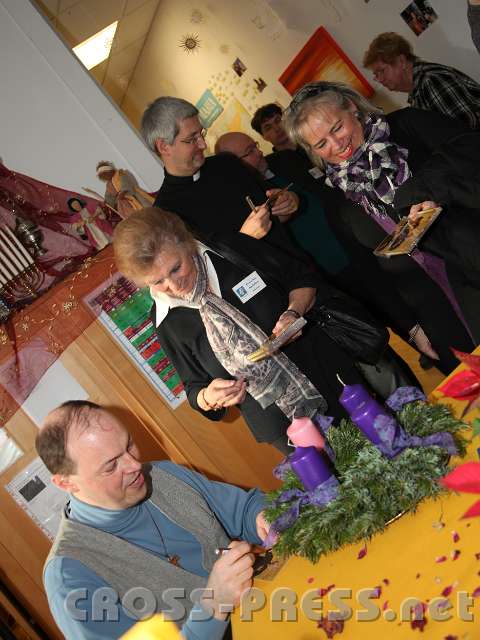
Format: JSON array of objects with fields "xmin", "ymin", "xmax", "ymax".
[{"xmin": 141, "ymin": 96, "xmax": 302, "ymax": 257}]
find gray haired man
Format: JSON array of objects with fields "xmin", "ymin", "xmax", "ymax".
[{"xmin": 141, "ymin": 96, "xmax": 300, "ymax": 254}]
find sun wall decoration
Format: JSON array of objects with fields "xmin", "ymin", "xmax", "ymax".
[{"xmin": 179, "ymin": 33, "xmax": 201, "ymax": 54}]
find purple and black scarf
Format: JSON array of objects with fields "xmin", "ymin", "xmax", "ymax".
[{"xmin": 325, "ymin": 113, "xmax": 411, "ymax": 216}]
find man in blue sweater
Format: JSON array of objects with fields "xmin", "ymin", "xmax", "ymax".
[{"xmin": 36, "ymin": 400, "xmax": 271, "ymax": 639}]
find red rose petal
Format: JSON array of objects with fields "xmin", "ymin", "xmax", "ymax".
[
  {"xmin": 452, "ymin": 531, "xmax": 460, "ymax": 543},
  {"xmin": 357, "ymin": 544, "xmax": 367, "ymax": 560},
  {"xmin": 451, "ymin": 549, "xmax": 461, "ymax": 561},
  {"xmin": 371, "ymin": 586, "xmax": 382, "ymax": 598},
  {"xmin": 416, "ymin": 573, "xmax": 421, "ymax": 579},
  {"xmin": 410, "ymin": 602, "xmax": 427, "ymax": 632},
  {"xmin": 383, "ymin": 578, "xmax": 390, "ymax": 586},
  {"xmin": 441, "ymin": 585, "xmax": 453, "ymax": 597},
  {"xmin": 472, "ymin": 586, "xmax": 480, "ymax": 598},
  {"xmin": 435, "ymin": 555, "xmax": 447, "ymax": 563},
  {"xmin": 317, "ymin": 617, "xmax": 345, "ymax": 638},
  {"xmin": 444, "ymin": 635, "xmax": 458, "ymax": 640},
  {"xmin": 476, "ymin": 552, "xmax": 480, "ymax": 560},
  {"xmin": 307, "ymin": 577, "xmax": 314, "ymax": 584},
  {"xmin": 318, "ymin": 584, "xmax": 335, "ymax": 597},
  {"xmin": 382, "ymin": 600, "xmax": 389, "ymax": 611}
]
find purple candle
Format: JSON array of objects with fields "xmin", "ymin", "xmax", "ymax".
[
  {"xmin": 339, "ymin": 382, "xmax": 372, "ymax": 414},
  {"xmin": 350, "ymin": 398, "xmax": 387, "ymax": 445},
  {"xmin": 290, "ymin": 446, "xmax": 334, "ymax": 491}
]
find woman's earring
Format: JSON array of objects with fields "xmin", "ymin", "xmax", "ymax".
[{"xmin": 354, "ymin": 110, "xmax": 362, "ymax": 120}]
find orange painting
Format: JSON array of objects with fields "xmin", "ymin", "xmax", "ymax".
[{"xmin": 279, "ymin": 27, "xmax": 374, "ymax": 98}]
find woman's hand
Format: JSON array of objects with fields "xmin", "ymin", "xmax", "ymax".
[
  {"xmin": 271, "ymin": 310, "xmax": 303, "ymax": 343},
  {"xmin": 267, "ymin": 189, "xmax": 299, "ymax": 221},
  {"xmin": 408, "ymin": 200, "xmax": 439, "ymax": 224},
  {"xmin": 240, "ymin": 203, "xmax": 272, "ymax": 239},
  {"xmin": 409, "ymin": 325, "xmax": 440, "ymax": 361},
  {"xmin": 198, "ymin": 378, "xmax": 247, "ymax": 411}
]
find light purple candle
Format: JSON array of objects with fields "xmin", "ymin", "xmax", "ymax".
[
  {"xmin": 339, "ymin": 382, "xmax": 372, "ymax": 414},
  {"xmin": 290, "ymin": 446, "xmax": 334, "ymax": 491},
  {"xmin": 350, "ymin": 398, "xmax": 387, "ymax": 445}
]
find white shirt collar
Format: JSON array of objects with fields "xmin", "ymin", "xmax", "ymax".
[
  {"xmin": 264, "ymin": 168, "xmax": 275, "ymax": 180},
  {"xmin": 151, "ymin": 241, "xmax": 221, "ymax": 326}
]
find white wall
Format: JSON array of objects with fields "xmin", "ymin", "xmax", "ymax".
[
  {"xmin": 124, "ymin": 0, "xmax": 480, "ymax": 144},
  {"xmin": 0, "ymin": 0, "xmax": 163, "ymax": 193}
]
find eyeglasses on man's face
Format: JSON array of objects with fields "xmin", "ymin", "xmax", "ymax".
[
  {"xmin": 239, "ymin": 141, "xmax": 260, "ymax": 158},
  {"xmin": 179, "ymin": 128, "xmax": 207, "ymax": 145}
]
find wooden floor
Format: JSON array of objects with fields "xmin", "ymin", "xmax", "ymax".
[{"xmin": 388, "ymin": 330, "xmax": 445, "ymax": 396}]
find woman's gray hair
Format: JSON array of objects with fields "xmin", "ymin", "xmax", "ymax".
[
  {"xmin": 113, "ymin": 207, "xmax": 196, "ymax": 283},
  {"xmin": 283, "ymin": 81, "xmax": 381, "ymax": 168},
  {"xmin": 141, "ymin": 97, "xmax": 199, "ymax": 151}
]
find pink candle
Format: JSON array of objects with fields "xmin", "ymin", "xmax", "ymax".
[{"xmin": 287, "ymin": 416, "xmax": 325, "ymax": 450}]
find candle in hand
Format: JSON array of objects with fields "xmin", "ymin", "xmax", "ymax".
[{"xmin": 290, "ymin": 446, "xmax": 334, "ymax": 491}]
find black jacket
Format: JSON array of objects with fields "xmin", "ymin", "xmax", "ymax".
[{"xmin": 153, "ymin": 234, "xmax": 362, "ymax": 442}]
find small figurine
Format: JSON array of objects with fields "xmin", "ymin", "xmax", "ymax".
[
  {"xmin": 96, "ymin": 161, "xmax": 154, "ymax": 220},
  {"xmin": 67, "ymin": 197, "xmax": 113, "ymax": 250}
]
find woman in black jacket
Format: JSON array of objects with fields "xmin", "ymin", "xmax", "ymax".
[
  {"xmin": 113, "ymin": 208, "xmax": 415, "ymax": 453},
  {"xmin": 284, "ymin": 81, "xmax": 478, "ymax": 369}
]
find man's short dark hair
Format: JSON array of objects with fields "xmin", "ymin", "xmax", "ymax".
[
  {"xmin": 35, "ymin": 400, "xmax": 102, "ymax": 475},
  {"xmin": 251, "ymin": 103, "xmax": 283, "ymax": 135}
]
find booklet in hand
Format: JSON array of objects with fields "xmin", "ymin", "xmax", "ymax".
[{"xmin": 374, "ymin": 206, "xmax": 442, "ymax": 258}]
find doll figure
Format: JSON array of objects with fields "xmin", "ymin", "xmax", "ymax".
[
  {"xmin": 67, "ymin": 197, "xmax": 113, "ymax": 250},
  {"xmin": 96, "ymin": 161, "xmax": 154, "ymax": 220}
]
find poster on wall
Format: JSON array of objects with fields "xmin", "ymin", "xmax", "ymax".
[
  {"xmin": 196, "ymin": 89, "xmax": 224, "ymax": 128},
  {"xmin": 401, "ymin": 1, "xmax": 438, "ymax": 36},
  {"xmin": 206, "ymin": 97, "xmax": 252, "ymax": 146},
  {"xmin": 84, "ymin": 275, "xmax": 185, "ymax": 409},
  {"xmin": 279, "ymin": 26, "xmax": 374, "ymax": 98},
  {"xmin": 6, "ymin": 457, "xmax": 67, "ymax": 540}
]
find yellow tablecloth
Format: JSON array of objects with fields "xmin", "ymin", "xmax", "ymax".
[{"xmin": 232, "ymin": 362, "xmax": 480, "ymax": 639}]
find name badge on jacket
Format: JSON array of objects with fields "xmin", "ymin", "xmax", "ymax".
[{"xmin": 232, "ymin": 271, "xmax": 266, "ymax": 303}]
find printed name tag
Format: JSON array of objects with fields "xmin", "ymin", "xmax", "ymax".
[
  {"xmin": 308, "ymin": 166, "xmax": 324, "ymax": 179},
  {"xmin": 232, "ymin": 271, "xmax": 266, "ymax": 303}
]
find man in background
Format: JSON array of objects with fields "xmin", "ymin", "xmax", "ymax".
[
  {"xmin": 250, "ymin": 103, "xmax": 296, "ymax": 152},
  {"xmin": 363, "ymin": 32, "xmax": 480, "ymax": 128}
]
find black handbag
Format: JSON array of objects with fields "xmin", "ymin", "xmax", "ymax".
[
  {"xmin": 306, "ymin": 294, "xmax": 389, "ymax": 365},
  {"xmin": 198, "ymin": 235, "xmax": 388, "ymax": 365}
]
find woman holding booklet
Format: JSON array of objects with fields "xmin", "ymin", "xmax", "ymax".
[
  {"xmin": 113, "ymin": 208, "xmax": 417, "ymax": 453},
  {"xmin": 284, "ymin": 81, "xmax": 479, "ymax": 367}
]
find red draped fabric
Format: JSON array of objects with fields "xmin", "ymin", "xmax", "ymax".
[{"xmin": 0, "ymin": 163, "xmax": 121, "ymax": 424}]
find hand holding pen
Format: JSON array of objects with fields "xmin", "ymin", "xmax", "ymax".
[{"xmin": 240, "ymin": 183, "xmax": 295, "ymax": 239}]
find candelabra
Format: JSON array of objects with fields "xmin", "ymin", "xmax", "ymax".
[{"xmin": 0, "ymin": 224, "xmax": 45, "ymax": 304}]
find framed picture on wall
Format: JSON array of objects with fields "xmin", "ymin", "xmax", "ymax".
[{"xmin": 279, "ymin": 26, "xmax": 374, "ymax": 98}]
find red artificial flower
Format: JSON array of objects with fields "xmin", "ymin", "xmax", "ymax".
[
  {"xmin": 438, "ymin": 369, "xmax": 480, "ymax": 401},
  {"xmin": 442, "ymin": 462, "xmax": 480, "ymax": 518},
  {"xmin": 452, "ymin": 349, "xmax": 480, "ymax": 375}
]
